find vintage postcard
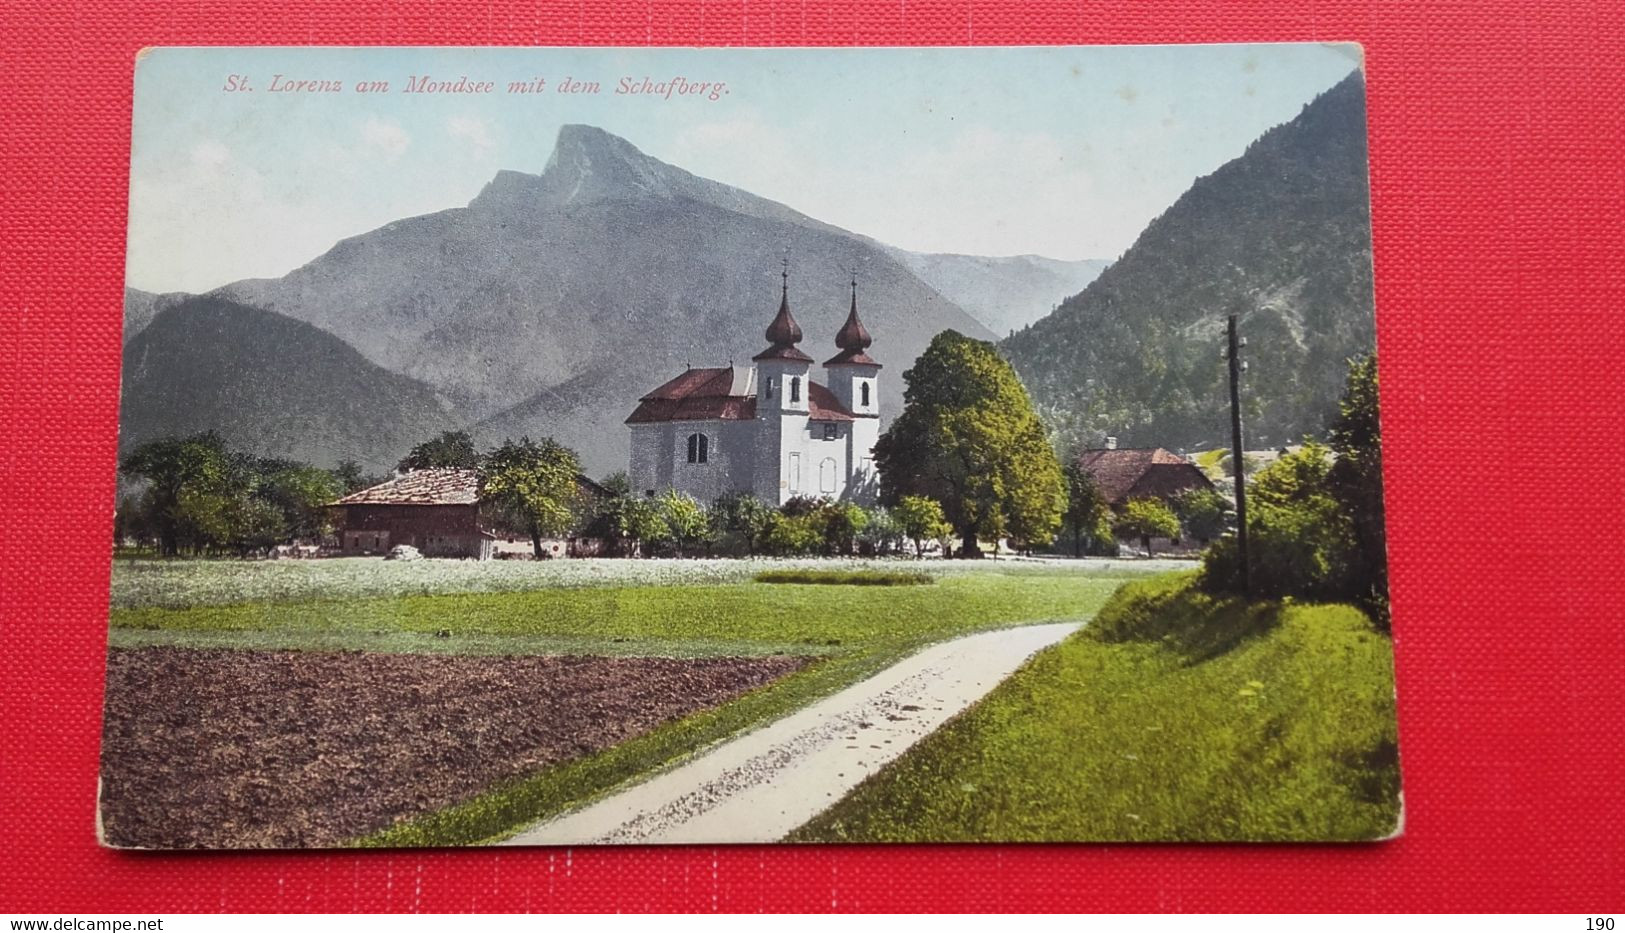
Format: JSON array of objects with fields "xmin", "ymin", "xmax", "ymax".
[{"xmin": 104, "ymin": 44, "xmax": 1398, "ymax": 848}]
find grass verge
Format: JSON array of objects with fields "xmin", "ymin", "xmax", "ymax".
[
  {"xmin": 790, "ymin": 572, "xmax": 1401, "ymax": 842},
  {"xmin": 752, "ymin": 569, "xmax": 933, "ymax": 586}
]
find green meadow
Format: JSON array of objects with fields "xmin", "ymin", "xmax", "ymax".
[{"xmin": 791, "ymin": 572, "xmax": 1401, "ymax": 842}]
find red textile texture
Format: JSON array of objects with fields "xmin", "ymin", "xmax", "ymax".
[{"xmin": 2, "ymin": 0, "xmax": 1622, "ymax": 914}]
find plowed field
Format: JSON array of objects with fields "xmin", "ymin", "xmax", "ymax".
[{"xmin": 99, "ymin": 648, "xmax": 807, "ymax": 848}]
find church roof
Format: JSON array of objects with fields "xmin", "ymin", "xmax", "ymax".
[{"xmin": 625, "ymin": 366, "xmax": 855, "ymax": 424}]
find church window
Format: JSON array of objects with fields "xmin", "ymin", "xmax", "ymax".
[
  {"xmin": 823, "ymin": 423, "xmax": 837, "ymax": 441},
  {"xmin": 790, "ymin": 377, "xmax": 801, "ymax": 403},
  {"xmin": 686, "ymin": 432, "xmax": 709, "ymax": 464},
  {"xmin": 819, "ymin": 458, "xmax": 838, "ymax": 494},
  {"xmin": 765, "ymin": 379, "xmax": 773, "ymax": 399},
  {"xmin": 860, "ymin": 382, "xmax": 871, "ymax": 407},
  {"xmin": 788, "ymin": 452, "xmax": 801, "ymax": 491}
]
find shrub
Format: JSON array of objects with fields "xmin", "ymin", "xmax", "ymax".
[
  {"xmin": 1113, "ymin": 497, "xmax": 1180, "ymax": 557},
  {"xmin": 708, "ymin": 492, "xmax": 773, "ymax": 556},
  {"xmin": 856, "ymin": 506, "xmax": 906, "ymax": 556},
  {"xmin": 761, "ymin": 512, "xmax": 822, "ymax": 556},
  {"xmin": 1171, "ymin": 487, "xmax": 1231, "ymax": 544},
  {"xmin": 894, "ymin": 495, "xmax": 951, "ymax": 558},
  {"xmin": 1200, "ymin": 443, "xmax": 1361, "ymax": 601}
]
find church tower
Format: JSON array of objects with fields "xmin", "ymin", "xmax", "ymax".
[
  {"xmin": 824, "ymin": 277, "xmax": 882, "ymax": 501},
  {"xmin": 752, "ymin": 264, "xmax": 814, "ymax": 504}
]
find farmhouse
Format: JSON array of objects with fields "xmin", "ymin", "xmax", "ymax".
[
  {"xmin": 1076, "ymin": 443, "xmax": 1216, "ymax": 508},
  {"xmin": 626, "ymin": 271, "xmax": 882, "ymax": 506},
  {"xmin": 329, "ymin": 468, "xmax": 614, "ymax": 559},
  {"xmin": 328, "ymin": 468, "xmax": 495, "ymax": 559}
]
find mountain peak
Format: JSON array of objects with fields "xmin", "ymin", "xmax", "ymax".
[{"xmin": 468, "ymin": 124, "xmax": 840, "ymax": 237}]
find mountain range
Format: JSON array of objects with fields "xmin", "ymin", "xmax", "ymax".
[
  {"xmin": 885, "ymin": 250, "xmax": 1110, "ymax": 338},
  {"xmin": 1000, "ymin": 71, "xmax": 1376, "ymax": 452},
  {"xmin": 123, "ymin": 126, "xmax": 1023, "ymax": 474},
  {"xmin": 120, "ymin": 296, "xmax": 456, "ymax": 470},
  {"xmin": 121, "ymin": 72, "xmax": 1376, "ymax": 477}
]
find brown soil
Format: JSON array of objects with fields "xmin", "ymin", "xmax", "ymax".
[{"xmin": 99, "ymin": 648, "xmax": 808, "ymax": 849}]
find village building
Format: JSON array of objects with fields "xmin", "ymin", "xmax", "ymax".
[
  {"xmin": 328, "ymin": 468, "xmax": 611, "ymax": 559},
  {"xmin": 1076, "ymin": 442, "xmax": 1216, "ymax": 508},
  {"xmin": 328, "ymin": 468, "xmax": 495, "ymax": 559},
  {"xmin": 625, "ymin": 271, "xmax": 881, "ymax": 506}
]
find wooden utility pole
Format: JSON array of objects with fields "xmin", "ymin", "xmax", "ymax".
[{"xmin": 1226, "ymin": 314, "xmax": 1251, "ymax": 596}]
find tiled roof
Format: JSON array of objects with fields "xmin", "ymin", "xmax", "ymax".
[
  {"xmin": 330, "ymin": 468, "xmax": 480, "ymax": 506},
  {"xmin": 752, "ymin": 344, "xmax": 815, "ymax": 363},
  {"xmin": 1076, "ymin": 448, "xmax": 1213, "ymax": 506},
  {"xmin": 823, "ymin": 347, "xmax": 880, "ymax": 367},
  {"xmin": 806, "ymin": 382, "xmax": 856, "ymax": 422},
  {"xmin": 625, "ymin": 366, "xmax": 855, "ymax": 424}
]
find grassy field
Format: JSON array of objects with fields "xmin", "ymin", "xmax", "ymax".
[
  {"xmin": 108, "ymin": 557, "xmax": 1156, "ymax": 845},
  {"xmin": 791, "ymin": 572, "xmax": 1401, "ymax": 842},
  {"xmin": 110, "ymin": 554, "xmax": 1143, "ymax": 610}
]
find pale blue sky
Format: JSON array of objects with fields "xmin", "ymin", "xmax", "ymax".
[{"xmin": 128, "ymin": 44, "xmax": 1362, "ymax": 293}]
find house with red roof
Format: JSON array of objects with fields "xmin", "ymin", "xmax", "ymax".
[
  {"xmin": 626, "ymin": 269, "xmax": 881, "ymax": 505},
  {"xmin": 327, "ymin": 468, "xmax": 612, "ymax": 559},
  {"xmin": 327, "ymin": 468, "xmax": 496, "ymax": 559},
  {"xmin": 1075, "ymin": 443, "xmax": 1216, "ymax": 509}
]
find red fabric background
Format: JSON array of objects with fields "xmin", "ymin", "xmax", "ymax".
[{"xmin": 2, "ymin": 0, "xmax": 1621, "ymax": 913}]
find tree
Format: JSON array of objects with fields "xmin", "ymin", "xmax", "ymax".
[
  {"xmin": 1114, "ymin": 497, "xmax": 1181, "ymax": 557},
  {"xmin": 657, "ymin": 489, "xmax": 711, "ymax": 556},
  {"xmin": 599, "ymin": 471, "xmax": 632, "ymax": 497},
  {"xmin": 1060, "ymin": 460, "xmax": 1111, "ymax": 557},
  {"xmin": 331, "ymin": 460, "xmax": 385, "ymax": 494},
  {"xmin": 873, "ymin": 330, "xmax": 1064, "ymax": 556},
  {"xmin": 1171, "ymin": 486, "xmax": 1231, "ymax": 545},
  {"xmin": 1327, "ymin": 354, "xmax": 1389, "ymax": 625},
  {"xmin": 1199, "ymin": 442, "xmax": 1361, "ymax": 601},
  {"xmin": 119, "ymin": 432, "xmax": 231, "ymax": 556},
  {"xmin": 480, "ymin": 437, "xmax": 583, "ymax": 558},
  {"xmin": 261, "ymin": 464, "xmax": 342, "ymax": 541},
  {"xmin": 398, "ymin": 430, "xmax": 481, "ymax": 473},
  {"xmin": 857, "ymin": 506, "xmax": 905, "ymax": 555},
  {"xmin": 822, "ymin": 502, "xmax": 869, "ymax": 556},
  {"xmin": 601, "ymin": 495, "xmax": 666, "ymax": 557},
  {"xmin": 709, "ymin": 491, "xmax": 773, "ymax": 556},
  {"xmin": 894, "ymin": 495, "xmax": 951, "ymax": 558}
]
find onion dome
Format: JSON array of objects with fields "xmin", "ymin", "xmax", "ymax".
[
  {"xmin": 754, "ymin": 265, "xmax": 813, "ymax": 362},
  {"xmin": 824, "ymin": 278, "xmax": 881, "ymax": 367}
]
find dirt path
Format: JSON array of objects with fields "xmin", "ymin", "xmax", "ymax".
[{"xmin": 501, "ymin": 621, "xmax": 1082, "ymax": 845}]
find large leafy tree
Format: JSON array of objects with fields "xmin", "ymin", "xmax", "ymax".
[
  {"xmin": 261, "ymin": 464, "xmax": 343, "ymax": 541},
  {"xmin": 119, "ymin": 432, "xmax": 231, "ymax": 556},
  {"xmin": 481, "ymin": 437, "xmax": 584, "ymax": 558},
  {"xmin": 874, "ymin": 330, "xmax": 1064, "ymax": 556},
  {"xmin": 398, "ymin": 430, "xmax": 481, "ymax": 472}
]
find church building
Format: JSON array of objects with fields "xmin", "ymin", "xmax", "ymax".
[{"xmin": 625, "ymin": 271, "xmax": 882, "ymax": 506}]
